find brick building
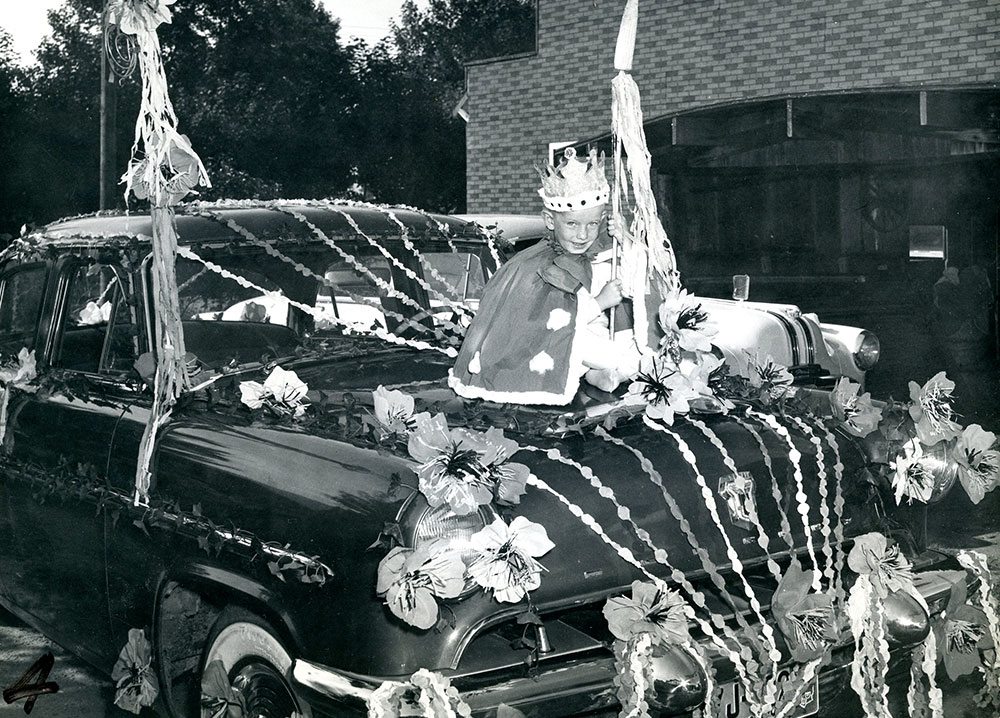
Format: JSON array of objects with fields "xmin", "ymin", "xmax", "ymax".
[{"xmin": 463, "ymin": 0, "xmax": 999, "ymax": 284}]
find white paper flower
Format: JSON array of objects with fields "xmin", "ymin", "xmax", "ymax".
[
  {"xmin": 830, "ymin": 377, "xmax": 883, "ymax": 438},
  {"xmin": 0, "ymin": 348, "xmax": 36, "ymax": 389},
  {"xmin": 953, "ymin": 424, "xmax": 1000, "ymax": 504},
  {"xmin": 467, "ymin": 517, "xmax": 555, "ymax": 603},
  {"xmin": 408, "ymin": 414, "xmax": 494, "ymax": 515},
  {"xmin": 376, "ymin": 543, "xmax": 466, "ymax": 630},
  {"xmin": 658, "ymin": 288, "xmax": 717, "ymax": 355},
  {"xmin": 373, "ymin": 385, "xmax": 417, "ymax": 436},
  {"xmin": 908, "ymin": 371, "xmax": 960, "ymax": 445},
  {"xmin": 888, "ymin": 438, "xmax": 935, "ymax": 504},
  {"xmin": 239, "ymin": 366, "xmax": 309, "ymax": 417},
  {"xmin": 623, "ymin": 353, "xmax": 694, "ymax": 424},
  {"xmin": 747, "ymin": 353, "xmax": 794, "ymax": 402}
]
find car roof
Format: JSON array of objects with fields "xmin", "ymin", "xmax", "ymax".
[
  {"xmin": 35, "ymin": 201, "xmax": 484, "ymax": 248},
  {"xmin": 455, "ymin": 214, "xmax": 547, "ymax": 244}
]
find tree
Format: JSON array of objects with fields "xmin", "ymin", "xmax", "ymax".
[
  {"xmin": 0, "ymin": 28, "xmax": 28, "ymax": 235},
  {"xmin": 352, "ymin": 0, "xmax": 535, "ymax": 212},
  {"xmin": 160, "ymin": 0, "xmax": 361, "ymax": 199}
]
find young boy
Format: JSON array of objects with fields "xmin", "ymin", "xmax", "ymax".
[{"xmin": 449, "ymin": 147, "xmax": 641, "ymax": 405}]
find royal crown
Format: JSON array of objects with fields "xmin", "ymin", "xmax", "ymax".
[{"xmin": 536, "ymin": 147, "xmax": 610, "ymax": 212}]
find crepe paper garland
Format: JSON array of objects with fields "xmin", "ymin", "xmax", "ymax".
[
  {"xmin": 521, "ymin": 467, "xmax": 747, "ymax": 676},
  {"xmin": 0, "ymin": 348, "xmax": 37, "ymax": 447},
  {"xmin": 687, "ymin": 417, "xmax": 783, "ymax": 584},
  {"xmin": 593, "ymin": 428, "xmax": 756, "ymax": 643},
  {"xmin": 175, "ymin": 245, "xmax": 456, "ymax": 359},
  {"xmin": 732, "ymin": 416, "xmax": 798, "ymax": 555},
  {"xmin": 848, "ymin": 579, "xmax": 892, "ymax": 718},
  {"xmin": 956, "ymin": 550, "xmax": 1000, "ymax": 708},
  {"xmin": 527, "ymin": 439, "xmax": 760, "ymax": 682},
  {"xmin": 644, "ymin": 417, "xmax": 782, "ymax": 666},
  {"xmin": 273, "ymin": 206, "xmax": 467, "ymax": 339},
  {"xmin": 809, "ymin": 417, "xmax": 849, "ymax": 603},
  {"xmin": 906, "ymin": 632, "xmax": 944, "ymax": 718},
  {"xmin": 748, "ymin": 410, "xmax": 822, "ymax": 591},
  {"xmin": 199, "ymin": 209, "xmax": 457, "ymax": 344},
  {"xmin": 202, "ymin": 206, "xmax": 460, "ymax": 341},
  {"xmin": 784, "ymin": 416, "xmax": 835, "ymax": 590},
  {"xmin": 367, "ymin": 668, "xmax": 472, "ymax": 718},
  {"xmin": 325, "ymin": 201, "xmax": 469, "ymax": 313},
  {"xmin": 382, "ymin": 209, "xmax": 467, "ymax": 302}
]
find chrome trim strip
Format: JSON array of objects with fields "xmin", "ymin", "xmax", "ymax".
[
  {"xmin": 795, "ymin": 316, "xmax": 817, "ymax": 365},
  {"xmin": 764, "ymin": 309, "xmax": 800, "ymax": 365}
]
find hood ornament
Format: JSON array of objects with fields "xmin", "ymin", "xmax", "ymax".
[{"xmin": 719, "ymin": 471, "xmax": 758, "ymax": 530}]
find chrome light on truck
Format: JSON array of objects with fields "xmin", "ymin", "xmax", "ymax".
[
  {"xmin": 397, "ymin": 492, "xmax": 496, "ymax": 597},
  {"xmin": 853, "ymin": 330, "xmax": 881, "ymax": 370}
]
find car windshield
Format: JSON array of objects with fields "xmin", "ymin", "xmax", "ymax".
[{"xmin": 170, "ymin": 240, "xmax": 489, "ymax": 366}]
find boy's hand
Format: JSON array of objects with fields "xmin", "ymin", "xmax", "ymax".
[
  {"xmin": 596, "ymin": 279, "xmax": 624, "ymax": 310},
  {"xmin": 605, "ymin": 214, "xmax": 619, "ymax": 239}
]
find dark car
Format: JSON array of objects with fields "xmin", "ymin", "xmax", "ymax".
[{"xmin": 0, "ymin": 201, "xmax": 977, "ymax": 718}]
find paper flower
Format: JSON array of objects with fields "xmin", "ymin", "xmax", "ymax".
[
  {"xmin": 466, "ymin": 517, "xmax": 554, "ymax": 603},
  {"xmin": 952, "ymin": 424, "xmax": 1000, "ymax": 504},
  {"xmin": 931, "ymin": 578, "xmax": 993, "ymax": 681},
  {"xmin": 747, "ymin": 353, "xmax": 793, "ymax": 403},
  {"xmin": 372, "ymin": 385, "xmax": 421, "ymax": 437},
  {"xmin": 127, "ymin": 133, "xmax": 205, "ymax": 206},
  {"xmin": 407, "ymin": 413, "xmax": 494, "ymax": 515},
  {"xmin": 0, "ymin": 347, "xmax": 36, "ymax": 389},
  {"xmin": 847, "ymin": 532, "xmax": 914, "ymax": 597},
  {"xmin": 658, "ymin": 288, "xmax": 717, "ymax": 356},
  {"xmin": 772, "ymin": 563, "xmax": 838, "ymax": 662},
  {"xmin": 109, "ymin": 0, "xmax": 177, "ymax": 36},
  {"xmin": 376, "ymin": 543, "xmax": 466, "ymax": 630},
  {"xmin": 368, "ymin": 669, "xmax": 472, "ymax": 718},
  {"xmin": 603, "ymin": 581, "xmax": 691, "ymax": 646},
  {"xmin": 111, "ymin": 628, "xmax": 159, "ymax": 714},
  {"xmin": 830, "ymin": 377, "xmax": 883, "ymax": 438},
  {"xmin": 475, "ymin": 427, "xmax": 529, "ymax": 506},
  {"xmin": 888, "ymin": 438, "xmax": 935, "ymax": 504},
  {"xmin": 908, "ymin": 371, "xmax": 961, "ymax": 445},
  {"xmin": 239, "ymin": 366, "xmax": 309, "ymax": 417},
  {"xmin": 623, "ymin": 353, "xmax": 693, "ymax": 424}
]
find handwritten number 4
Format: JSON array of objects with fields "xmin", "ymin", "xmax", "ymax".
[{"xmin": 3, "ymin": 652, "xmax": 59, "ymax": 714}]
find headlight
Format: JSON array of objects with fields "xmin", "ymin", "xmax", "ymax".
[
  {"xmin": 396, "ymin": 492, "xmax": 495, "ymax": 596},
  {"xmin": 918, "ymin": 442, "xmax": 959, "ymax": 504},
  {"xmin": 853, "ymin": 330, "xmax": 880, "ymax": 371}
]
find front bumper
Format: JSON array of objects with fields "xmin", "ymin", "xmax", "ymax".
[{"xmin": 290, "ymin": 561, "xmax": 968, "ymax": 717}]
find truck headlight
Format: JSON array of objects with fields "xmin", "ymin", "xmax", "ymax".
[
  {"xmin": 853, "ymin": 331, "xmax": 880, "ymax": 371},
  {"xmin": 396, "ymin": 492, "xmax": 495, "ymax": 596}
]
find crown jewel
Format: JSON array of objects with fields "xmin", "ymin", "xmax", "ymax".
[{"xmin": 536, "ymin": 147, "xmax": 610, "ymax": 212}]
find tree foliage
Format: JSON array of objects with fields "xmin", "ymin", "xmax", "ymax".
[
  {"xmin": 0, "ymin": 0, "xmax": 536, "ymax": 233},
  {"xmin": 351, "ymin": 0, "xmax": 535, "ymax": 212}
]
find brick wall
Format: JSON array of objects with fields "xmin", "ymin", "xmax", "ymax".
[{"xmin": 466, "ymin": 0, "xmax": 1000, "ymax": 213}]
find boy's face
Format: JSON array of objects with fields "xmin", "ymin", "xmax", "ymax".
[{"xmin": 542, "ymin": 205, "xmax": 607, "ymax": 255}]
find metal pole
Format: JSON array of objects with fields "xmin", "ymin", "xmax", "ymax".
[{"xmin": 99, "ymin": 3, "xmax": 117, "ymax": 210}]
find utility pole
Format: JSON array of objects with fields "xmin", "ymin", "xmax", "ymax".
[{"xmin": 99, "ymin": 2, "xmax": 118, "ymax": 210}]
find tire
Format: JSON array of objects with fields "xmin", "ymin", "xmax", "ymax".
[{"xmin": 201, "ymin": 605, "xmax": 311, "ymax": 718}]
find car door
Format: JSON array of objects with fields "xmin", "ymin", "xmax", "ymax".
[{"xmin": 0, "ymin": 253, "xmax": 144, "ymax": 667}]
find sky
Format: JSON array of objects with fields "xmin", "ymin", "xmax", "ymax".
[{"xmin": 0, "ymin": 0, "xmax": 425, "ymax": 63}]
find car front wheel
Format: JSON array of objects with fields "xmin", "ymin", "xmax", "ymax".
[{"xmin": 201, "ymin": 606, "xmax": 310, "ymax": 718}]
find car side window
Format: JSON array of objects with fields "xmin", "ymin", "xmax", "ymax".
[
  {"xmin": 54, "ymin": 262, "xmax": 137, "ymax": 374},
  {"xmin": 0, "ymin": 264, "xmax": 47, "ymax": 356}
]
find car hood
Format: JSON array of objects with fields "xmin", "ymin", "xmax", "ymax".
[
  {"xmin": 270, "ymin": 350, "xmax": 880, "ymax": 666},
  {"xmin": 179, "ymin": 348, "xmax": 879, "ymax": 675}
]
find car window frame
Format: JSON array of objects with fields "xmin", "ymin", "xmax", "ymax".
[
  {"xmin": 49, "ymin": 253, "xmax": 141, "ymax": 380},
  {"xmin": 0, "ymin": 259, "xmax": 51, "ymax": 360}
]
